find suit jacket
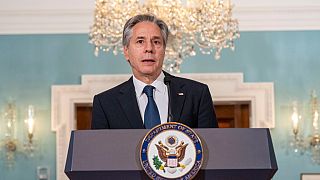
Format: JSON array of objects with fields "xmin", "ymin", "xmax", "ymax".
[{"xmin": 91, "ymin": 72, "xmax": 218, "ymax": 129}]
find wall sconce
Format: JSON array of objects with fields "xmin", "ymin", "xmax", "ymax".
[
  {"xmin": 289, "ymin": 101, "xmax": 304, "ymax": 154},
  {"xmin": 0, "ymin": 102, "xmax": 37, "ymax": 168},
  {"xmin": 24, "ymin": 105, "xmax": 36, "ymax": 155},
  {"xmin": 289, "ymin": 90, "xmax": 320, "ymax": 164}
]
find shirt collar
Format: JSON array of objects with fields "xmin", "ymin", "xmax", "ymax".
[{"xmin": 133, "ymin": 72, "xmax": 166, "ymax": 97}]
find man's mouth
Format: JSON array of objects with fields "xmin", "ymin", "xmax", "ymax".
[{"xmin": 142, "ymin": 59, "xmax": 156, "ymax": 62}]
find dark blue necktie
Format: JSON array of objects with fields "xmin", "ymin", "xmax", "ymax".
[{"xmin": 143, "ymin": 85, "xmax": 161, "ymax": 129}]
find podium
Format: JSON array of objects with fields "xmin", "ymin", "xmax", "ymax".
[{"xmin": 65, "ymin": 128, "xmax": 277, "ymax": 180}]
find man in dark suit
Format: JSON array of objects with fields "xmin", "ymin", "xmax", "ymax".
[{"xmin": 91, "ymin": 14, "xmax": 218, "ymax": 129}]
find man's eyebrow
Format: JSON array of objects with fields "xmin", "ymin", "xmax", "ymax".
[
  {"xmin": 152, "ymin": 36, "xmax": 161, "ymax": 39},
  {"xmin": 136, "ymin": 36, "xmax": 145, "ymax": 39},
  {"xmin": 134, "ymin": 36, "xmax": 162, "ymax": 40}
]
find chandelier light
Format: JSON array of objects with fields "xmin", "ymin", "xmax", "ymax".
[
  {"xmin": 89, "ymin": 0, "xmax": 240, "ymax": 72},
  {"xmin": 289, "ymin": 90, "xmax": 320, "ymax": 164}
]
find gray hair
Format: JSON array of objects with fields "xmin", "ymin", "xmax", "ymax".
[{"xmin": 122, "ymin": 14, "xmax": 169, "ymax": 48}]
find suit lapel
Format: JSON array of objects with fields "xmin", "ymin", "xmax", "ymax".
[
  {"xmin": 117, "ymin": 77, "xmax": 144, "ymax": 129},
  {"xmin": 164, "ymin": 72, "xmax": 186, "ymax": 122}
]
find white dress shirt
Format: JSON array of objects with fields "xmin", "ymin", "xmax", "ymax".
[{"xmin": 133, "ymin": 72, "xmax": 168, "ymax": 124}]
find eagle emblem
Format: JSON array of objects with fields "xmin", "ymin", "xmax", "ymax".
[
  {"xmin": 140, "ymin": 122, "xmax": 203, "ymax": 179},
  {"xmin": 153, "ymin": 136, "xmax": 191, "ymax": 173}
]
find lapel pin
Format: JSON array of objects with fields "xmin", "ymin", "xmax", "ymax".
[{"xmin": 178, "ymin": 92, "xmax": 184, "ymax": 96}]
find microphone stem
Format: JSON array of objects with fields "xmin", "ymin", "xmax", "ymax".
[{"xmin": 166, "ymin": 82, "xmax": 173, "ymax": 122}]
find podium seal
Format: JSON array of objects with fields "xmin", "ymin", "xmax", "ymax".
[{"xmin": 140, "ymin": 122, "xmax": 203, "ymax": 180}]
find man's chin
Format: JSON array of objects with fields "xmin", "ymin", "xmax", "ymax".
[{"xmin": 141, "ymin": 69, "xmax": 161, "ymax": 77}]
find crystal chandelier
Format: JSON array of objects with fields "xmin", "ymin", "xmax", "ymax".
[
  {"xmin": 89, "ymin": 0, "xmax": 240, "ymax": 72},
  {"xmin": 289, "ymin": 90, "xmax": 320, "ymax": 164}
]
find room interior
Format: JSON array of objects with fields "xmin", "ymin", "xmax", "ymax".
[{"xmin": 0, "ymin": 0, "xmax": 320, "ymax": 180}]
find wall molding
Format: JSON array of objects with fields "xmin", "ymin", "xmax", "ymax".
[
  {"xmin": 0, "ymin": 9, "xmax": 93, "ymax": 34},
  {"xmin": 51, "ymin": 73, "xmax": 274, "ymax": 180},
  {"xmin": 0, "ymin": 4, "xmax": 320, "ymax": 34},
  {"xmin": 235, "ymin": 6, "xmax": 320, "ymax": 31}
]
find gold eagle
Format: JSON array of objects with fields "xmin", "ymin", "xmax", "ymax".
[{"xmin": 155, "ymin": 141, "xmax": 188, "ymax": 167}]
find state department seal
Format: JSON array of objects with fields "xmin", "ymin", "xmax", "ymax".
[{"xmin": 140, "ymin": 122, "xmax": 203, "ymax": 180}]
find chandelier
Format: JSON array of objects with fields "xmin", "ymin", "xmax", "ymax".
[
  {"xmin": 290, "ymin": 90, "xmax": 320, "ymax": 164},
  {"xmin": 89, "ymin": 0, "xmax": 240, "ymax": 72}
]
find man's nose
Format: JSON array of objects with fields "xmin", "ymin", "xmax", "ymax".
[{"xmin": 144, "ymin": 41, "xmax": 154, "ymax": 53}]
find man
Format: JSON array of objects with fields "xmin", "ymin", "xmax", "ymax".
[{"xmin": 91, "ymin": 14, "xmax": 218, "ymax": 129}]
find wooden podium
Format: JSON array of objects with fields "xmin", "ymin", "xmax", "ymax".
[{"xmin": 65, "ymin": 128, "xmax": 277, "ymax": 180}]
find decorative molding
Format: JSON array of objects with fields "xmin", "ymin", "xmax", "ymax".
[
  {"xmin": 51, "ymin": 73, "xmax": 274, "ymax": 180},
  {"xmin": 235, "ymin": 6, "xmax": 320, "ymax": 31},
  {"xmin": 0, "ymin": 9, "xmax": 93, "ymax": 34},
  {"xmin": 1, "ymin": 4, "xmax": 320, "ymax": 34}
]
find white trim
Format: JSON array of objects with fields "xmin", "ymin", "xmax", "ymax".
[
  {"xmin": 0, "ymin": 9, "xmax": 93, "ymax": 35},
  {"xmin": 51, "ymin": 73, "xmax": 275, "ymax": 180},
  {"xmin": 1, "ymin": 4, "xmax": 320, "ymax": 34},
  {"xmin": 235, "ymin": 6, "xmax": 320, "ymax": 31}
]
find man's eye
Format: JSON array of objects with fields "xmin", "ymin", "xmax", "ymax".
[
  {"xmin": 154, "ymin": 40, "xmax": 161, "ymax": 45},
  {"xmin": 137, "ymin": 40, "xmax": 144, "ymax": 44}
]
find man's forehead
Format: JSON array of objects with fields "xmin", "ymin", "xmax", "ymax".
[{"xmin": 131, "ymin": 22, "xmax": 162, "ymax": 37}]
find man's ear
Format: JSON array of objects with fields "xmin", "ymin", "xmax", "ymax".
[{"xmin": 123, "ymin": 46, "xmax": 129, "ymax": 61}]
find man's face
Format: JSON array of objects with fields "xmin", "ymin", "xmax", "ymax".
[{"xmin": 124, "ymin": 21, "xmax": 165, "ymax": 81}]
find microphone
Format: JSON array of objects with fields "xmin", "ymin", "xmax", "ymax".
[{"xmin": 164, "ymin": 76, "xmax": 173, "ymax": 122}]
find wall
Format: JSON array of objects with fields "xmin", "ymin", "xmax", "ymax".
[{"xmin": 0, "ymin": 31, "xmax": 320, "ymax": 180}]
